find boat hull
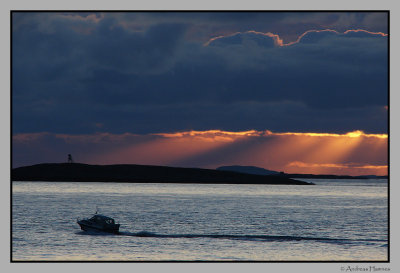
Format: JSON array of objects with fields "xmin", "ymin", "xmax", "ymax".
[{"xmin": 77, "ymin": 220, "xmax": 120, "ymax": 234}]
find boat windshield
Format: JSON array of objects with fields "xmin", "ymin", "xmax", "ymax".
[{"xmin": 89, "ymin": 215, "xmax": 115, "ymax": 224}]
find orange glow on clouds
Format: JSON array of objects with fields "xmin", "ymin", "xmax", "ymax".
[
  {"xmin": 156, "ymin": 129, "xmax": 387, "ymax": 140},
  {"xmin": 204, "ymin": 29, "xmax": 388, "ymax": 47},
  {"xmin": 92, "ymin": 133, "xmax": 232, "ymax": 166},
  {"xmin": 127, "ymin": 130, "xmax": 387, "ymax": 176},
  {"xmin": 13, "ymin": 130, "xmax": 388, "ymax": 176},
  {"xmin": 155, "ymin": 129, "xmax": 263, "ymax": 141},
  {"xmin": 268, "ymin": 130, "xmax": 387, "ymax": 139},
  {"xmin": 288, "ymin": 161, "xmax": 387, "ymax": 170}
]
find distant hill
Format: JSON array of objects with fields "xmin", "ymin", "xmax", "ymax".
[
  {"xmin": 217, "ymin": 165, "xmax": 387, "ymax": 179},
  {"xmin": 12, "ymin": 163, "xmax": 313, "ymax": 185},
  {"xmin": 286, "ymin": 173, "xmax": 388, "ymax": 179},
  {"xmin": 217, "ymin": 165, "xmax": 280, "ymax": 176}
]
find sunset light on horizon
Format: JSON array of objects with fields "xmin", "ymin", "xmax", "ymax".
[{"xmin": 13, "ymin": 129, "xmax": 388, "ymax": 176}]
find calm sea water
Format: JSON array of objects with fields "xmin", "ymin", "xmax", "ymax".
[{"xmin": 12, "ymin": 179, "xmax": 388, "ymax": 261}]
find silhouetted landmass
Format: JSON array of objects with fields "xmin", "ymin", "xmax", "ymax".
[
  {"xmin": 11, "ymin": 163, "xmax": 313, "ymax": 185},
  {"xmin": 283, "ymin": 173, "xmax": 387, "ymax": 179},
  {"xmin": 217, "ymin": 165, "xmax": 280, "ymax": 176},
  {"xmin": 217, "ymin": 165, "xmax": 388, "ymax": 179}
]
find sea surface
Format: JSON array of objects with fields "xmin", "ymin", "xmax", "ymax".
[{"xmin": 12, "ymin": 179, "xmax": 388, "ymax": 261}]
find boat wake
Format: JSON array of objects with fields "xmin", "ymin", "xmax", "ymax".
[
  {"xmin": 117, "ymin": 231, "xmax": 386, "ymax": 246},
  {"xmin": 75, "ymin": 229, "xmax": 386, "ymax": 246}
]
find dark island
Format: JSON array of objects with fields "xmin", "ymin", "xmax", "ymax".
[
  {"xmin": 217, "ymin": 165, "xmax": 388, "ymax": 180},
  {"xmin": 11, "ymin": 163, "xmax": 313, "ymax": 185}
]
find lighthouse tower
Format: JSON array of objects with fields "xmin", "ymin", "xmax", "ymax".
[{"xmin": 67, "ymin": 154, "xmax": 74, "ymax": 163}]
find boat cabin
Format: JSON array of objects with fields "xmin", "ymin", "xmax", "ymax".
[{"xmin": 90, "ymin": 214, "xmax": 116, "ymax": 225}]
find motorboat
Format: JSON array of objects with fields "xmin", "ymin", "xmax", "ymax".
[{"xmin": 77, "ymin": 212, "xmax": 120, "ymax": 234}]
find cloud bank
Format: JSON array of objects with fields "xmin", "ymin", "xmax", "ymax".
[{"xmin": 12, "ymin": 12, "xmax": 388, "ymax": 135}]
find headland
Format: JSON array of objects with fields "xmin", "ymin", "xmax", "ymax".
[{"xmin": 12, "ymin": 163, "xmax": 313, "ymax": 185}]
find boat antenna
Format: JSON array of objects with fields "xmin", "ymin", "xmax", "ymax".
[{"xmin": 95, "ymin": 206, "xmax": 99, "ymax": 214}]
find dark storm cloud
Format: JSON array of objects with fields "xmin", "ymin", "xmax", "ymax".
[
  {"xmin": 110, "ymin": 12, "xmax": 388, "ymax": 42},
  {"xmin": 203, "ymin": 31, "xmax": 387, "ymax": 109},
  {"xmin": 12, "ymin": 12, "xmax": 388, "ymax": 135},
  {"xmin": 86, "ymin": 20, "xmax": 187, "ymax": 74}
]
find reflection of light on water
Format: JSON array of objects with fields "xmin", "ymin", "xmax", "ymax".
[
  {"xmin": 12, "ymin": 180, "xmax": 387, "ymax": 199},
  {"xmin": 12, "ymin": 180, "xmax": 388, "ymax": 261}
]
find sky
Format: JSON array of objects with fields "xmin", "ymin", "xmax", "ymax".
[{"xmin": 12, "ymin": 11, "xmax": 389, "ymax": 175}]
